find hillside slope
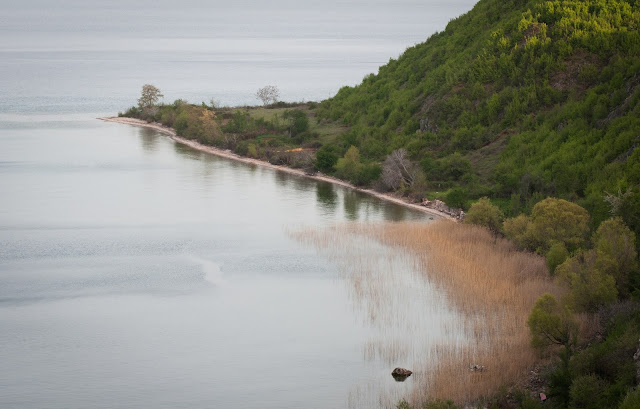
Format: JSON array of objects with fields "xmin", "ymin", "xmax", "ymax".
[{"xmin": 318, "ymin": 0, "xmax": 639, "ymax": 231}]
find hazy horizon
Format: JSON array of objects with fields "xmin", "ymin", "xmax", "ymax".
[{"xmin": 0, "ymin": 0, "xmax": 478, "ymax": 112}]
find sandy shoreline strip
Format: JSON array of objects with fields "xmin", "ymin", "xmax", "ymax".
[{"xmin": 98, "ymin": 116, "xmax": 452, "ymax": 220}]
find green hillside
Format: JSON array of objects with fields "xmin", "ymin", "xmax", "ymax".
[
  {"xmin": 318, "ymin": 0, "xmax": 639, "ymax": 229},
  {"xmin": 124, "ymin": 0, "xmax": 640, "ymax": 240}
]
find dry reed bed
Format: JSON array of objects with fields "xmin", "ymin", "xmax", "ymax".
[{"xmin": 290, "ymin": 220, "xmax": 561, "ymax": 405}]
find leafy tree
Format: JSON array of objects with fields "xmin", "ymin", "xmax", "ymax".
[
  {"xmin": 546, "ymin": 241, "xmax": 569, "ymax": 275},
  {"xmin": 506, "ymin": 198, "xmax": 590, "ymax": 254},
  {"xmin": 195, "ymin": 109, "xmax": 221, "ymax": 144},
  {"xmin": 172, "ymin": 105, "xmax": 221, "ymax": 145},
  {"xmin": 283, "ymin": 109, "xmax": 309, "ymax": 137},
  {"xmin": 592, "ymin": 217, "xmax": 638, "ymax": 297},
  {"xmin": 504, "ymin": 214, "xmax": 535, "ymax": 249},
  {"xmin": 137, "ymin": 84, "xmax": 163, "ymax": 114},
  {"xmin": 335, "ymin": 146, "xmax": 361, "ymax": 182},
  {"xmin": 530, "ymin": 198, "xmax": 590, "ymax": 253},
  {"xmin": 555, "ymin": 251, "xmax": 618, "ymax": 312},
  {"xmin": 549, "ymin": 218, "xmax": 638, "ymax": 312},
  {"xmin": 421, "ymin": 153, "xmax": 472, "ymax": 183},
  {"xmin": 315, "ymin": 146, "xmax": 338, "ymax": 173},
  {"xmin": 569, "ymin": 374, "xmax": 610, "ymax": 409},
  {"xmin": 546, "ymin": 348, "xmax": 573, "ymax": 409},
  {"xmin": 354, "ymin": 163, "xmax": 382, "ymax": 186},
  {"xmin": 464, "ymin": 197, "xmax": 504, "ymax": 235},
  {"xmin": 174, "ymin": 112, "xmax": 188, "ymax": 136},
  {"xmin": 440, "ymin": 154, "xmax": 472, "ymax": 182},
  {"xmin": 256, "ymin": 85, "xmax": 279, "ymax": 106},
  {"xmin": 444, "ymin": 188, "xmax": 468, "ymax": 209},
  {"xmin": 334, "ymin": 146, "xmax": 381, "ymax": 186},
  {"xmin": 527, "ymin": 293, "xmax": 578, "ymax": 352},
  {"xmin": 224, "ymin": 111, "xmax": 250, "ymax": 133}
]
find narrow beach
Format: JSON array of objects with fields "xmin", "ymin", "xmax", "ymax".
[{"xmin": 98, "ymin": 117, "xmax": 453, "ymax": 220}]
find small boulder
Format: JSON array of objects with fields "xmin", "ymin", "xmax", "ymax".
[{"xmin": 391, "ymin": 367, "xmax": 412, "ymax": 381}]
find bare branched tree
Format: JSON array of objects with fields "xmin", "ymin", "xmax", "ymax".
[
  {"xmin": 137, "ymin": 84, "xmax": 163, "ymax": 113},
  {"xmin": 256, "ymin": 85, "xmax": 279, "ymax": 106},
  {"xmin": 209, "ymin": 98, "xmax": 220, "ymax": 109},
  {"xmin": 382, "ymin": 148, "xmax": 419, "ymax": 190},
  {"xmin": 604, "ymin": 187, "xmax": 633, "ymax": 215}
]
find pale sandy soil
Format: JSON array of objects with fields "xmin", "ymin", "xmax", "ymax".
[{"xmin": 98, "ymin": 117, "xmax": 453, "ymax": 220}]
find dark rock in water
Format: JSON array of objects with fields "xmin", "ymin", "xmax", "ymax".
[
  {"xmin": 392, "ymin": 367, "xmax": 412, "ymax": 376},
  {"xmin": 391, "ymin": 367, "xmax": 412, "ymax": 381}
]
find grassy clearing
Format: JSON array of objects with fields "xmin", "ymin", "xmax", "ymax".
[
  {"xmin": 236, "ymin": 104, "xmax": 346, "ymax": 144},
  {"xmin": 291, "ymin": 220, "xmax": 562, "ymax": 406},
  {"xmin": 310, "ymin": 119, "xmax": 347, "ymax": 144},
  {"xmin": 240, "ymin": 106, "xmax": 295, "ymax": 122}
]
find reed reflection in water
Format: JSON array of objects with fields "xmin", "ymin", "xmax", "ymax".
[{"xmin": 291, "ymin": 220, "xmax": 559, "ymax": 406}]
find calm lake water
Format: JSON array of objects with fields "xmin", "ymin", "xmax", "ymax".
[{"xmin": 0, "ymin": 1, "xmax": 476, "ymax": 408}]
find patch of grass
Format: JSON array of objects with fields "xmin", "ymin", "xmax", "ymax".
[
  {"xmin": 310, "ymin": 118, "xmax": 348, "ymax": 144},
  {"xmin": 243, "ymin": 106, "xmax": 296, "ymax": 122},
  {"xmin": 255, "ymin": 133, "xmax": 287, "ymax": 140},
  {"xmin": 232, "ymin": 104, "xmax": 348, "ymax": 146}
]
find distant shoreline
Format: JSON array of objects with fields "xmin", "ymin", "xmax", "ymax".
[{"xmin": 98, "ymin": 117, "xmax": 453, "ymax": 220}]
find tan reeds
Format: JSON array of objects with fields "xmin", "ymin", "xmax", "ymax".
[{"xmin": 289, "ymin": 220, "xmax": 561, "ymax": 406}]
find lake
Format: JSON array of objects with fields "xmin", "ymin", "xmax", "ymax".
[{"xmin": 0, "ymin": 1, "xmax": 477, "ymax": 408}]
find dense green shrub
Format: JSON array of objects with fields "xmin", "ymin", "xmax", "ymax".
[
  {"xmin": 527, "ymin": 293, "xmax": 578, "ymax": 351},
  {"xmin": 315, "ymin": 146, "xmax": 339, "ymax": 173},
  {"xmin": 224, "ymin": 111, "xmax": 250, "ymax": 133},
  {"xmin": 444, "ymin": 188, "xmax": 468, "ymax": 209},
  {"xmin": 464, "ymin": 197, "xmax": 504, "ymax": 234},
  {"xmin": 546, "ymin": 241, "xmax": 569, "ymax": 275},
  {"xmin": 556, "ymin": 250, "xmax": 618, "ymax": 312},
  {"xmin": 619, "ymin": 389, "xmax": 640, "ymax": 409},
  {"xmin": 283, "ymin": 109, "xmax": 309, "ymax": 137},
  {"xmin": 592, "ymin": 218, "xmax": 639, "ymax": 297},
  {"xmin": 569, "ymin": 374, "xmax": 610, "ymax": 409},
  {"xmin": 504, "ymin": 198, "xmax": 590, "ymax": 253}
]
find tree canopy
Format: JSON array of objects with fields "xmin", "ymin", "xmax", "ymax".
[
  {"xmin": 530, "ymin": 198, "xmax": 590, "ymax": 252},
  {"xmin": 555, "ymin": 250, "xmax": 618, "ymax": 312},
  {"xmin": 137, "ymin": 84, "xmax": 163, "ymax": 111},
  {"xmin": 592, "ymin": 217, "xmax": 638, "ymax": 297},
  {"xmin": 464, "ymin": 197, "xmax": 504, "ymax": 235},
  {"xmin": 504, "ymin": 198, "xmax": 590, "ymax": 254},
  {"xmin": 527, "ymin": 293, "xmax": 578, "ymax": 350}
]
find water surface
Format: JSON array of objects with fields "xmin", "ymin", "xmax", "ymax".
[
  {"xmin": 0, "ymin": 120, "xmax": 457, "ymax": 408},
  {"xmin": 0, "ymin": 1, "xmax": 478, "ymax": 407},
  {"xmin": 0, "ymin": 0, "xmax": 478, "ymax": 114}
]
